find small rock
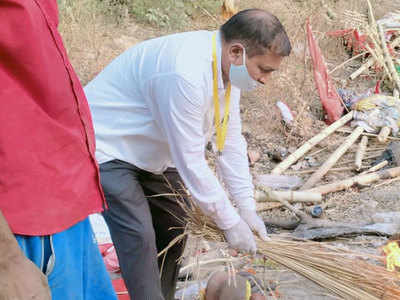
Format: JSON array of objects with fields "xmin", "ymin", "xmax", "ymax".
[
  {"xmin": 270, "ymin": 147, "xmax": 288, "ymax": 162},
  {"xmin": 305, "ymin": 156, "xmax": 319, "ymax": 167}
]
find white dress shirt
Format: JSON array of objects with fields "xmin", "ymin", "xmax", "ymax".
[{"xmin": 84, "ymin": 30, "xmax": 255, "ymax": 230}]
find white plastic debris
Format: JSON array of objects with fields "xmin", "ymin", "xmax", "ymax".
[{"xmin": 276, "ymin": 101, "xmax": 294, "ymax": 126}]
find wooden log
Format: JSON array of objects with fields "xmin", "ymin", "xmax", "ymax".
[
  {"xmin": 302, "ymin": 126, "xmax": 364, "ymax": 189},
  {"xmin": 303, "ymin": 166, "xmax": 400, "ymax": 194},
  {"xmin": 355, "ymin": 136, "xmax": 368, "ymax": 171},
  {"xmin": 254, "ymin": 189, "xmax": 322, "ymax": 203},
  {"xmin": 360, "ymin": 160, "xmax": 388, "ymax": 175},
  {"xmin": 271, "ymin": 112, "xmax": 354, "ymax": 175},
  {"xmin": 377, "ymin": 126, "xmax": 391, "ymax": 143}
]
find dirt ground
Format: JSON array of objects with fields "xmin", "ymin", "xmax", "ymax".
[{"xmin": 60, "ymin": 0, "xmax": 400, "ymax": 298}]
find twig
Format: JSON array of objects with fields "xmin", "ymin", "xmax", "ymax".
[
  {"xmin": 256, "ymin": 202, "xmax": 283, "ymax": 212},
  {"xmin": 180, "ymin": 258, "xmax": 238, "ymax": 274},
  {"xmin": 198, "ymin": 5, "xmax": 219, "ymax": 25},
  {"xmin": 307, "ymin": 146, "xmax": 329, "ymax": 157},
  {"xmin": 329, "ymin": 51, "xmax": 367, "ymax": 75},
  {"xmin": 373, "ymin": 176, "xmax": 400, "ymax": 188}
]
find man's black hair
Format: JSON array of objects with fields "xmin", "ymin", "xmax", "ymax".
[{"xmin": 220, "ymin": 9, "xmax": 291, "ymax": 57}]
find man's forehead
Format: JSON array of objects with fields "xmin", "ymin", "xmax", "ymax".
[{"xmin": 256, "ymin": 51, "xmax": 283, "ymax": 68}]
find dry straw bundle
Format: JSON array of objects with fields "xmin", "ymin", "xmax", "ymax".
[{"xmin": 163, "ymin": 199, "xmax": 400, "ymax": 300}]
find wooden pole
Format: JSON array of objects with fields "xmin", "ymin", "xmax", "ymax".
[
  {"xmin": 272, "ymin": 112, "xmax": 354, "ymax": 175},
  {"xmin": 302, "ymin": 126, "xmax": 364, "ymax": 189},
  {"xmin": 302, "ymin": 166, "xmax": 400, "ymax": 194},
  {"xmin": 355, "ymin": 136, "xmax": 368, "ymax": 171}
]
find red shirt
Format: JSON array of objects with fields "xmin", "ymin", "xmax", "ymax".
[{"xmin": 0, "ymin": 0, "xmax": 105, "ymax": 235}]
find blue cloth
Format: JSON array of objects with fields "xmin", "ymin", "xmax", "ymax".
[{"xmin": 15, "ymin": 218, "xmax": 117, "ymax": 300}]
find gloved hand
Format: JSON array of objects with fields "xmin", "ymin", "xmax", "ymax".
[
  {"xmin": 223, "ymin": 218, "xmax": 257, "ymax": 254},
  {"xmin": 239, "ymin": 209, "xmax": 268, "ymax": 241}
]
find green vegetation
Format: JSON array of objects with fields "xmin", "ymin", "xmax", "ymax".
[{"xmin": 58, "ymin": 0, "xmax": 221, "ymax": 30}]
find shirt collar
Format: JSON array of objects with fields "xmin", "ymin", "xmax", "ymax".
[{"xmin": 214, "ymin": 30, "xmax": 225, "ymax": 90}]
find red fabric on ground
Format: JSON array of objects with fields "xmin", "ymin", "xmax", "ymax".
[{"xmin": 307, "ymin": 20, "xmax": 344, "ymax": 124}]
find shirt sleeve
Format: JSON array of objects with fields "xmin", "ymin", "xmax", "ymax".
[
  {"xmin": 214, "ymin": 89, "xmax": 256, "ymax": 211},
  {"xmin": 145, "ymin": 74, "xmax": 240, "ymax": 230}
]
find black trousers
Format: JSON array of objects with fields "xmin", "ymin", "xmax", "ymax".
[{"xmin": 99, "ymin": 160, "xmax": 188, "ymax": 300}]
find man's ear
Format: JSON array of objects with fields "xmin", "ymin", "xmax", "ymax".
[{"xmin": 227, "ymin": 43, "xmax": 244, "ymax": 65}]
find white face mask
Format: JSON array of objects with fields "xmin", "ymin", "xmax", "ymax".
[{"xmin": 229, "ymin": 46, "xmax": 259, "ymax": 91}]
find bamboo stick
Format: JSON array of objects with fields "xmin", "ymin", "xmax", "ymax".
[
  {"xmin": 350, "ymin": 57, "xmax": 375, "ymax": 80},
  {"xmin": 378, "ymin": 24, "xmax": 400, "ymax": 91},
  {"xmin": 365, "ymin": 42, "xmax": 392, "ymax": 81},
  {"xmin": 302, "ymin": 126, "xmax": 364, "ymax": 189},
  {"xmin": 360, "ymin": 160, "xmax": 388, "ymax": 175},
  {"xmin": 303, "ymin": 166, "xmax": 400, "ymax": 194},
  {"xmin": 285, "ymin": 166, "xmax": 369, "ymax": 175},
  {"xmin": 272, "ymin": 112, "xmax": 354, "ymax": 175},
  {"xmin": 349, "ymin": 32, "xmax": 400, "ymax": 80},
  {"xmin": 377, "ymin": 126, "xmax": 391, "ymax": 143},
  {"xmin": 254, "ymin": 189, "xmax": 322, "ymax": 203},
  {"xmin": 355, "ymin": 136, "xmax": 368, "ymax": 171},
  {"xmin": 336, "ymin": 128, "xmax": 400, "ymax": 141},
  {"xmin": 335, "ymin": 154, "xmax": 380, "ymax": 167},
  {"xmin": 366, "ymin": 0, "xmax": 376, "ymax": 27},
  {"xmin": 372, "ymin": 176, "xmax": 400, "ymax": 188}
]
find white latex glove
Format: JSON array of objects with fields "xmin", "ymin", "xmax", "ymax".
[
  {"xmin": 223, "ymin": 218, "xmax": 257, "ymax": 254},
  {"xmin": 239, "ymin": 209, "xmax": 269, "ymax": 241}
]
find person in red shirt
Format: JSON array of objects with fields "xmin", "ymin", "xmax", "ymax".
[{"xmin": 0, "ymin": 1, "xmax": 117, "ymax": 299}]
